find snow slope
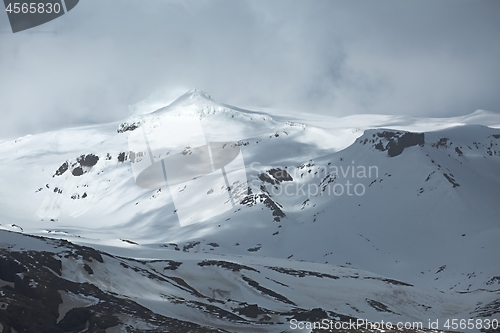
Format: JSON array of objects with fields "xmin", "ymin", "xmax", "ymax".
[
  {"xmin": 0, "ymin": 229, "xmax": 497, "ymax": 333},
  {"xmin": 1, "ymin": 89, "xmax": 499, "ymax": 332}
]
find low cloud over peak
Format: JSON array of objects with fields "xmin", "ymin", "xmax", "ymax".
[{"xmin": 1, "ymin": 0, "xmax": 499, "ymax": 138}]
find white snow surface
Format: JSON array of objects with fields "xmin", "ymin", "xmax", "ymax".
[{"xmin": 1, "ymin": 89, "xmax": 499, "ymax": 331}]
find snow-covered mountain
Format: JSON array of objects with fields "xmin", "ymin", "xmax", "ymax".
[{"xmin": 1, "ymin": 89, "xmax": 499, "ymax": 332}]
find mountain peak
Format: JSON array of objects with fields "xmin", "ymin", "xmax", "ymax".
[
  {"xmin": 153, "ymin": 88, "xmax": 216, "ymax": 112},
  {"xmin": 184, "ymin": 88, "xmax": 212, "ymax": 101},
  {"xmin": 128, "ymin": 88, "xmax": 213, "ymax": 117}
]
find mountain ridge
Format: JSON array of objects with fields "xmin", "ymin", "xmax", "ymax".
[{"xmin": 1, "ymin": 90, "xmax": 499, "ymax": 332}]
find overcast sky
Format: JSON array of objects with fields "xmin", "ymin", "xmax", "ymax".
[{"xmin": 1, "ymin": 0, "xmax": 499, "ymax": 138}]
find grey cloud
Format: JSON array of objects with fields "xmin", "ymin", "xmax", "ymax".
[{"xmin": 0, "ymin": 0, "xmax": 499, "ymax": 138}]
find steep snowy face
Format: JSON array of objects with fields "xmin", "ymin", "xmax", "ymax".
[
  {"xmin": 0, "ymin": 89, "xmax": 344, "ymax": 233},
  {"xmin": 0, "ymin": 90, "xmax": 499, "ymax": 296},
  {"xmin": 272, "ymin": 126, "xmax": 500, "ymax": 290}
]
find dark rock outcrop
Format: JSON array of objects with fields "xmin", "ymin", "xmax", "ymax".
[
  {"xmin": 53, "ymin": 162, "xmax": 68, "ymax": 177},
  {"xmin": 117, "ymin": 121, "xmax": 141, "ymax": 133},
  {"xmin": 77, "ymin": 154, "xmax": 99, "ymax": 167},
  {"xmin": 374, "ymin": 131, "xmax": 425, "ymax": 157}
]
